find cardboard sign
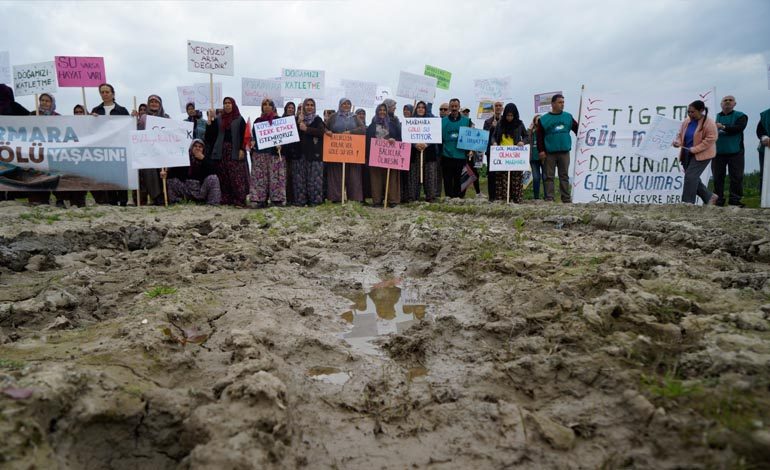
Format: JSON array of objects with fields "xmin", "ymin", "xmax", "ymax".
[
  {"xmin": 534, "ymin": 91, "xmax": 562, "ymax": 114},
  {"xmin": 403, "ymin": 117, "xmax": 442, "ymax": 144},
  {"xmin": 253, "ymin": 116, "xmax": 300, "ymax": 150},
  {"xmin": 457, "ymin": 127, "xmax": 490, "ymax": 152},
  {"xmin": 0, "ymin": 51, "xmax": 11, "ymax": 85},
  {"xmin": 490, "ymin": 146, "xmax": 530, "ymax": 171},
  {"xmin": 635, "ymin": 115, "xmax": 681, "ymax": 161},
  {"xmin": 13, "ymin": 61, "xmax": 57, "ymax": 96},
  {"xmin": 242, "ymin": 77, "xmax": 284, "ymax": 107},
  {"xmin": 369, "ymin": 138, "xmax": 410, "ymax": 171},
  {"xmin": 281, "ymin": 68, "xmax": 325, "ymax": 98},
  {"xmin": 341, "ymin": 79, "xmax": 377, "ymax": 108},
  {"xmin": 424, "ymin": 65, "xmax": 451, "ymax": 90},
  {"xmin": 473, "ymin": 77, "xmax": 511, "ymax": 100},
  {"xmin": 177, "ymin": 86, "xmax": 196, "ymax": 113},
  {"xmin": 55, "ymin": 56, "xmax": 106, "ymax": 87},
  {"xmin": 193, "ymin": 82, "xmax": 222, "ymax": 111},
  {"xmin": 130, "ymin": 129, "xmax": 189, "ymax": 169},
  {"xmin": 145, "ymin": 115, "xmax": 194, "ymax": 142},
  {"xmin": 375, "ymin": 86, "xmax": 392, "ymax": 103},
  {"xmin": 323, "ymin": 134, "xmax": 366, "ymax": 163},
  {"xmin": 187, "ymin": 40, "xmax": 234, "ymax": 76},
  {"xmin": 396, "ymin": 71, "xmax": 436, "ymax": 101},
  {"xmin": 477, "ymin": 101, "xmax": 494, "ymax": 120}
]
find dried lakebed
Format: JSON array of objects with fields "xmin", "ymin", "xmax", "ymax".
[{"xmin": 1, "ymin": 199, "xmax": 769, "ymax": 469}]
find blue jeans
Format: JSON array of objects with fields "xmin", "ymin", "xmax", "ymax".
[{"xmin": 530, "ymin": 160, "xmax": 547, "ymax": 199}]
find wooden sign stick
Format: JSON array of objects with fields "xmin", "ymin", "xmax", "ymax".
[
  {"xmin": 507, "ymin": 171, "xmax": 511, "ymax": 204},
  {"xmin": 162, "ymin": 168, "xmax": 168, "ymax": 207},
  {"xmin": 420, "ymin": 149, "xmax": 424, "ymax": 184},
  {"xmin": 81, "ymin": 87, "xmax": 87, "ymax": 111},
  {"xmin": 384, "ymin": 168, "xmax": 390, "ymax": 209},
  {"xmin": 34, "ymin": 93, "xmax": 39, "ymax": 115},
  {"xmin": 342, "ymin": 162, "xmax": 347, "ymax": 204}
]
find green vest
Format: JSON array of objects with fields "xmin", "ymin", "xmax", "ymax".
[
  {"xmin": 715, "ymin": 111, "xmax": 745, "ymax": 154},
  {"xmin": 442, "ymin": 115, "xmax": 472, "ymax": 159},
  {"xmin": 540, "ymin": 112, "xmax": 573, "ymax": 153}
]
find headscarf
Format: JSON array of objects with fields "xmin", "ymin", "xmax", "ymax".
[
  {"xmin": 73, "ymin": 104, "xmax": 86, "ymax": 115},
  {"xmin": 283, "ymin": 101, "xmax": 296, "ymax": 118},
  {"xmin": 219, "ymin": 97, "xmax": 241, "ymax": 131},
  {"xmin": 403, "ymin": 104, "xmax": 414, "ymax": 116},
  {"xmin": 499, "ymin": 103, "xmax": 522, "ymax": 138},
  {"xmin": 383, "ymin": 98, "xmax": 397, "ymax": 115},
  {"xmin": 38, "ymin": 93, "xmax": 57, "ymax": 116},
  {"xmin": 260, "ymin": 99, "xmax": 277, "ymax": 125},
  {"xmin": 301, "ymin": 98, "xmax": 317, "ymax": 125},
  {"xmin": 0, "ymin": 84, "xmax": 13, "ymax": 114},
  {"xmin": 414, "ymin": 101, "xmax": 433, "ymax": 118},
  {"xmin": 374, "ymin": 103, "xmax": 389, "ymax": 127},
  {"xmin": 188, "ymin": 138, "xmax": 206, "ymax": 178},
  {"xmin": 146, "ymin": 94, "xmax": 168, "ymax": 118},
  {"xmin": 337, "ymin": 98, "xmax": 352, "ymax": 119},
  {"xmin": 185, "ymin": 102, "xmax": 201, "ymax": 121}
]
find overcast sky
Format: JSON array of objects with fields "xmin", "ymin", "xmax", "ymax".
[{"xmin": 2, "ymin": 0, "xmax": 769, "ymax": 171}]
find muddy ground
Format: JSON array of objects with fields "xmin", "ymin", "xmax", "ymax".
[{"xmin": 0, "ymin": 198, "xmax": 769, "ymax": 469}]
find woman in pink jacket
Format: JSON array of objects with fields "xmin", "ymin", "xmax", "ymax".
[{"xmin": 673, "ymin": 100, "xmax": 719, "ymax": 205}]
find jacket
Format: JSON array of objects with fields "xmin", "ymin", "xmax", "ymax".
[{"xmin": 675, "ymin": 117, "xmax": 718, "ymax": 161}]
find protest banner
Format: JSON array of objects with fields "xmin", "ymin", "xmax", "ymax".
[
  {"xmin": 0, "ymin": 51, "xmax": 11, "ymax": 85},
  {"xmin": 194, "ymin": 82, "xmax": 222, "ymax": 111},
  {"xmin": 369, "ymin": 138, "xmax": 411, "ymax": 171},
  {"xmin": 375, "ymin": 86, "xmax": 392, "ymax": 103},
  {"xmin": 572, "ymin": 88, "xmax": 716, "ymax": 204},
  {"xmin": 13, "ymin": 61, "xmax": 57, "ymax": 97},
  {"xmin": 242, "ymin": 77, "xmax": 284, "ymax": 107},
  {"xmin": 423, "ymin": 65, "xmax": 451, "ymax": 90},
  {"xmin": 473, "ymin": 77, "xmax": 511, "ymax": 100},
  {"xmin": 396, "ymin": 71, "xmax": 436, "ymax": 102},
  {"xmin": 253, "ymin": 116, "xmax": 299, "ymax": 150},
  {"xmin": 187, "ymin": 40, "xmax": 234, "ymax": 76},
  {"xmin": 403, "ymin": 118, "xmax": 441, "ymax": 144},
  {"xmin": 281, "ymin": 68, "xmax": 324, "ymax": 99},
  {"xmin": 635, "ymin": 115, "xmax": 681, "ymax": 161},
  {"xmin": 146, "ymin": 115, "xmax": 194, "ymax": 142},
  {"xmin": 490, "ymin": 146, "xmax": 530, "ymax": 172},
  {"xmin": 323, "ymin": 134, "xmax": 366, "ymax": 164},
  {"xmin": 341, "ymin": 79, "xmax": 377, "ymax": 108},
  {"xmin": 0, "ymin": 115, "xmax": 137, "ymax": 191},
  {"xmin": 477, "ymin": 101, "xmax": 494, "ymax": 120},
  {"xmin": 54, "ymin": 56, "xmax": 106, "ymax": 87},
  {"xmin": 177, "ymin": 86, "xmax": 195, "ymax": 113},
  {"xmin": 534, "ymin": 90, "xmax": 562, "ymax": 114},
  {"xmin": 457, "ymin": 127, "xmax": 490, "ymax": 152},
  {"xmin": 129, "ymin": 129, "xmax": 189, "ymax": 170}
]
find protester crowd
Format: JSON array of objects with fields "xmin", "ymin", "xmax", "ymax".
[{"xmin": 1, "ymin": 82, "xmax": 768, "ymax": 208}]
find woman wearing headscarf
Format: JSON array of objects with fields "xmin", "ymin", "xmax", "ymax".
[
  {"xmin": 282, "ymin": 101, "xmax": 297, "ymax": 205},
  {"xmin": 161, "ymin": 139, "xmax": 221, "ymax": 205},
  {"xmin": 185, "ymin": 102, "xmax": 206, "ymax": 140},
  {"xmin": 134, "ymin": 94, "xmax": 167, "ymax": 205},
  {"xmin": 324, "ymin": 98, "xmax": 365, "ymax": 203},
  {"xmin": 366, "ymin": 103, "xmax": 402, "ymax": 206},
  {"xmin": 73, "ymin": 104, "xmax": 86, "ymax": 115},
  {"xmin": 406, "ymin": 101, "xmax": 440, "ymax": 202},
  {"xmin": 493, "ymin": 103, "xmax": 529, "ymax": 203},
  {"xmin": 26, "ymin": 93, "xmax": 60, "ymax": 205},
  {"xmin": 294, "ymin": 98, "xmax": 326, "ymax": 206},
  {"xmin": 248, "ymin": 98, "xmax": 286, "ymax": 208},
  {"xmin": 205, "ymin": 97, "xmax": 249, "ymax": 207}
]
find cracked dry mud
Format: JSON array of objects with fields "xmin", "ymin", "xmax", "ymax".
[{"xmin": 1, "ymin": 199, "xmax": 769, "ymax": 469}]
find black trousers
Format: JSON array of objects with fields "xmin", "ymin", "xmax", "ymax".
[
  {"xmin": 710, "ymin": 151, "xmax": 744, "ymax": 205},
  {"xmin": 441, "ymin": 157, "xmax": 465, "ymax": 198}
]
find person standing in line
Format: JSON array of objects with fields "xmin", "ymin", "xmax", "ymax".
[
  {"xmin": 528, "ymin": 115, "xmax": 547, "ymax": 200},
  {"xmin": 73, "ymin": 104, "xmax": 86, "ymax": 115},
  {"xmin": 27, "ymin": 93, "xmax": 60, "ymax": 206},
  {"xmin": 484, "ymin": 101, "xmax": 504, "ymax": 200},
  {"xmin": 493, "ymin": 103, "xmax": 528, "ymax": 203},
  {"xmin": 403, "ymin": 104, "xmax": 413, "ymax": 118},
  {"xmin": 205, "ymin": 97, "xmax": 249, "ymax": 207},
  {"xmin": 406, "ymin": 101, "xmax": 440, "ymax": 202},
  {"xmin": 325, "ymin": 98, "xmax": 366, "ymax": 203},
  {"xmin": 282, "ymin": 101, "xmax": 297, "ymax": 205},
  {"xmin": 249, "ymin": 98, "xmax": 286, "ymax": 208},
  {"xmin": 135, "ymin": 95, "xmax": 168, "ymax": 205},
  {"xmin": 366, "ymin": 103, "xmax": 402, "ymax": 207},
  {"xmin": 294, "ymin": 98, "xmax": 326, "ymax": 206},
  {"xmin": 757, "ymin": 106, "xmax": 770, "ymax": 194},
  {"xmin": 441, "ymin": 98, "xmax": 472, "ymax": 198},
  {"xmin": 712, "ymin": 96, "xmax": 747, "ymax": 207},
  {"xmin": 185, "ymin": 102, "xmax": 207, "ymax": 140},
  {"xmin": 537, "ymin": 94, "xmax": 577, "ymax": 203},
  {"xmin": 673, "ymin": 100, "xmax": 719, "ymax": 205},
  {"xmin": 91, "ymin": 83, "xmax": 131, "ymax": 206}
]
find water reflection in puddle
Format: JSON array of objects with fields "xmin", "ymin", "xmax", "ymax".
[
  {"xmin": 307, "ymin": 366, "xmax": 351, "ymax": 385},
  {"xmin": 340, "ymin": 278, "xmax": 430, "ymax": 355}
]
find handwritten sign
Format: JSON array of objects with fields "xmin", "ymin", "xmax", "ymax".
[
  {"xmin": 146, "ymin": 115, "xmax": 193, "ymax": 142},
  {"xmin": 341, "ymin": 79, "xmax": 377, "ymax": 108},
  {"xmin": 534, "ymin": 91, "xmax": 562, "ymax": 114},
  {"xmin": 375, "ymin": 86, "xmax": 392, "ymax": 103},
  {"xmin": 193, "ymin": 82, "xmax": 222, "ymax": 111},
  {"xmin": 369, "ymin": 138, "xmax": 410, "ymax": 171},
  {"xmin": 397, "ymin": 71, "xmax": 436, "ymax": 102},
  {"xmin": 490, "ymin": 146, "xmax": 530, "ymax": 171},
  {"xmin": 635, "ymin": 115, "xmax": 681, "ymax": 161},
  {"xmin": 187, "ymin": 40, "xmax": 234, "ymax": 76},
  {"xmin": 323, "ymin": 134, "xmax": 366, "ymax": 163},
  {"xmin": 424, "ymin": 65, "xmax": 451, "ymax": 90},
  {"xmin": 457, "ymin": 127, "xmax": 490, "ymax": 152},
  {"xmin": 403, "ymin": 118, "xmax": 442, "ymax": 144},
  {"xmin": 477, "ymin": 101, "xmax": 494, "ymax": 120},
  {"xmin": 242, "ymin": 77, "xmax": 284, "ymax": 107},
  {"xmin": 13, "ymin": 61, "xmax": 57, "ymax": 96},
  {"xmin": 176, "ymin": 86, "xmax": 195, "ymax": 113},
  {"xmin": 281, "ymin": 68, "xmax": 324, "ymax": 98},
  {"xmin": 129, "ymin": 129, "xmax": 189, "ymax": 170},
  {"xmin": 54, "ymin": 56, "xmax": 105, "ymax": 87},
  {"xmin": 473, "ymin": 77, "xmax": 511, "ymax": 100},
  {"xmin": 253, "ymin": 116, "xmax": 299, "ymax": 150},
  {"xmin": 0, "ymin": 51, "xmax": 10, "ymax": 84}
]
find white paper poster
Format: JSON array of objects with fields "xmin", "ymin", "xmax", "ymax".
[{"xmin": 187, "ymin": 40, "xmax": 234, "ymax": 76}]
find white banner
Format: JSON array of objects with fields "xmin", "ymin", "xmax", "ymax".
[
  {"xmin": 341, "ymin": 79, "xmax": 377, "ymax": 108},
  {"xmin": 253, "ymin": 116, "xmax": 300, "ymax": 150},
  {"xmin": 0, "ymin": 116, "xmax": 137, "ymax": 190},
  {"xmin": 490, "ymin": 146, "xmax": 530, "ymax": 171},
  {"xmin": 193, "ymin": 82, "xmax": 222, "ymax": 111},
  {"xmin": 403, "ymin": 117, "xmax": 442, "ymax": 144},
  {"xmin": 281, "ymin": 68, "xmax": 325, "ymax": 98},
  {"xmin": 0, "ymin": 51, "xmax": 10, "ymax": 85},
  {"xmin": 242, "ymin": 77, "xmax": 284, "ymax": 107},
  {"xmin": 13, "ymin": 61, "xmax": 57, "ymax": 97},
  {"xmin": 187, "ymin": 40, "xmax": 234, "ymax": 76},
  {"xmin": 572, "ymin": 88, "xmax": 716, "ymax": 204},
  {"xmin": 177, "ymin": 86, "xmax": 195, "ymax": 113},
  {"xmin": 396, "ymin": 71, "xmax": 436, "ymax": 101},
  {"xmin": 129, "ymin": 129, "xmax": 189, "ymax": 170},
  {"xmin": 146, "ymin": 115, "xmax": 193, "ymax": 142},
  {"xmin": 473, "ymin": 77, "xmax": 511, "ymax": 100}
]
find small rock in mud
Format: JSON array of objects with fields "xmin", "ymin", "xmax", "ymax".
[
  {"xmin": 44, "ymin": 315, "xmax": 72, "ymax": 331},
  {"xmin": 24, "ymin": 253, "xmax": 59, "ymax": 272},
  {"xmin": 125, "ymin": 226, "xmax": 163, "ymax": 251},
  {"xmin": 527, "ymin": 412, "xmax": 576, "ymax": 450}
]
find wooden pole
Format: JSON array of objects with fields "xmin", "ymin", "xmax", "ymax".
[
  {"xmin": 209, "ymin": 73, "xmax": 214, "ymax": 113},
  {"xmin": 384, "ymin": 168, "xmax": 390, "ymax": 209},
  {"xmin": 81, "ymin": 87, "xmax": 87, "ymax": 111},
  {"xmin": 341, "ymin": 162, "xmax": 347, "ymax": 204},
  {"xmin": 133, "ymin": 96, "xmax": 137, "ymax": 114},
  {"xmin": 136, "ymin": 171, "xmax": 141, "ymax": 207},
  {"xmin": 162, "ymin": 168, "xmax": 168, "ymax": 207},
  {"xmin": 420, "ymin": 149, "xmax": 424, "ymax": 184},
  {"xmin": 507, "ymin": 171, "xmax": 511, "ymax": 204},
  {"xmin": 34, "ymin": 93, "xmax": 39, "ymax": 115}
]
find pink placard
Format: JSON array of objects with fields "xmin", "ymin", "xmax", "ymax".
[
  {"xmin": 369, "ymin": 138, "xmax": 410, "ymax": 171},
  {"xmin": 55, "ymin": 56, "xmax": 106, "ymax": 87}
]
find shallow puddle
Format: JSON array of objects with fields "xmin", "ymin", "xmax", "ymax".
[
  {"xmin": 307, "ymin": 366, "xmax": 351, "ymax": 385},
  {"xmin": 340, "ymin": 278, "xmax": 430, "ymax": 355}
]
